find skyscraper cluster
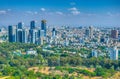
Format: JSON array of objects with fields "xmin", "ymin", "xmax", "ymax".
[{"xmin": 8, "ymin": 20, "xmax": 47, "ymax": 45}]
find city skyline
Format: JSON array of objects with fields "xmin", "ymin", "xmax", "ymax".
[{"xmin": 0, "ymin": 0, "xmax": 120, "ymax": 26}]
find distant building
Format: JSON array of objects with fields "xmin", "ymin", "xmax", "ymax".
[
  {"xmin": 100, "ymin": 37, "xmax": 105, "ymax": 43},
  {"xmin": 22, "ymin": 29, "xmax": 28, "ymax": 43},
  {"xmin": 18, "ymin": 22, "xmax": 24, "ymax": 29},
  {"xmin": 64, "ymin": 38, "xmax": 69, "ymax": 46},
  {"xmin": 8, "ymin": 20, "xmax": 47, "ymax": 45},
  {"xmin": 30, "ymin": 29, "xmax": 38, "ymax": 44},
  {"xmin": 40, "ymin": 30, "xmax": 44, "ymax": 37},
  {"xmin": 85, "ymin": 28, "xmax": 90, "ymax": 37},
  {"xmin": 110, "ymin": 47, "xmax": 118, "ymax": 60},
  {"xmin": 16, "ymin": 29, "xmax": 23, "ymax": 43},
  {"xmin": 79, "ymin": 38, "xmax": 84, "ymax": 44},
  {"xmin": 91, "ymin": 49, "xmax": 97, "ymax": 57},
  {"xmin": 13, "ymin": 50, "xmax": 22, "ymax": 56},
  {"xmin": 30, "ymin": 20, "xmax": 36, "ymax": 29},
  {"xmin": 8, "ymin": 25, "xmax": 17, "ymax": 42},
  {"xmin": 85, "ymin": 26, "xmax": 93, "ymax": 38},
  {"xmin": 26, "ymin": 49, "xmax": 37, "ymax": 56},
  {"xmin": 52, "ymin": 28, "xmax": 57, "ymax": 37},
  {"xmin": 111, "ymin": 30, "xmax": 118, "ymax": 39},
  {"xmin": 41, "ymin": 20, "xmax": 47, "ymax": 36},
  {"xmin": 89, "ymin": 26, "xmax": 94, "ymax": 38},
  {"xmin": 40, "ymin": 37, "xmax": 44, "ymax": 45}
]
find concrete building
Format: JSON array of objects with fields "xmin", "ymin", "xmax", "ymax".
[
  {"xmin": 110, "ymin": 47, "xmax": 118, "ymax": 60},
  {"xmin": 92, "ymin": 49, "xmax": 98, "ymax": 57},
  {"xmin": 8, "ymin": 25, "xmax": 17, "ymax": 42},
  {"xmin": 26, "ymin": 49, "xmax": 37, "ymax": 56},
  {"xmin": 30, "ymin": 20, "xmax": 36, "ymax": 29},
  {"xmin": 18, "ymin": 22, "xmax": 24, "ymax": 29},
  {"xmin": 41, "ymin": 20, "xmax": 47, "ymax": 36},
  {"xmin": 16, "ymin": 29, "xmax": 23, "ymax": 43},
  {"xmin": 22, "ymin": 29, "xmax": 28, "ymax": 43},
  {"xmin": 111, "ymin": 30, "xmax": 118, "ymax": 39}
]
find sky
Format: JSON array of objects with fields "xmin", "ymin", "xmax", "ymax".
[{"xmin": 0, "ymin": 0, "xmax": 120, "ymax": 26}]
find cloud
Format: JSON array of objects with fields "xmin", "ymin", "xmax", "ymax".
[
  {"xmin": 68, "ymin": 7, "xmax": 80, "ymax": 15},
  {"xmin": 0, "ymin": 10, "xmax": 7, "ymax": 14},
  {"xmin": 56, "ymin": 11, "xmax": 63, "ymax": 15},
  {"xmin": 69, "ymin": 7, "xmax": 77, "ymax": 11},
  {"xmin": 71, "ymin": 10, "xmax": 80, "ymax": 15},
  {"xmin": 40, "ymin": 8, "xmax": 46, "ymax": 11},
  {"xmin": 0, "ymin": 9, "xmax": 12, "ymax": 15}
]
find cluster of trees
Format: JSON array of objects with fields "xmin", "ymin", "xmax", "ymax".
[
  {"xmin": 0, "ymin": 42, "xmax": 47, "ymax": 78},
  {"xmin": 55, "ymin": 66, "xmax": 116, "ymax": 78},
  {"xmin": 0, "ymin": 42, "xmax": 119, "ymax": 78},
  {"xmin": 1, "ymin": 66, "xmax": 83, "ymax": 79},
  {"xmin": 47, "ymin": 54, "xmax": 120, "ymax": 70}
]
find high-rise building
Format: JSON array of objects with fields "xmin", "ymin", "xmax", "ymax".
[
  {"xmin": 111, "ymin": 30, "xmax": 118, "ymax": 39},
  {"xmin": 38, "ymin": 30, "xmax": 44, "ymax": 38},
  {"xmin": 52, "ymin": 28, "xmax": 57, "ymax": 37},
  {"xmin": 18, "ymin": 22, "xmax": 24, "ymax": 29},
  {"xmin": 40, "ymin": 37, "xmax": 44, "ymax": 45},
  {"xmin": 29, "ymin": 20, "xmax": 38, "ymax": 43},
  {"xmin": 30, "ymin": 20, "xmax": 36, "ymax": 29},
  {"xmin": 41, "ymin": 20, "xmax": 47, "ymax": 36},
  {"xmin": 85, "ymin": 28, "xmax": 90, "ymax": 37},
  {"xmin": 8, "ymin": 25, "xmax": 17, "ymax": 42},
  {"xmin": 8, "ymin": 20, "xmax": 47, "ymax": 45},
  {"xmin": 16, "ymin": 29, "xmax": 23, "ymax": 43},
  {"xmin": 37, "ymin": 30, "xmax": 45, "ymax": 45},
  {"xmin": 110, "ymin": 47, "xmax": 118, "ymax": 60},
  {"xmin": 30, "ymin": 29, "xmax": 38, "ymax": 44},
  {"xmin": 89, "ymin": 26, "xmax": 93, "ymax": 38},
  {"xmin": 22, "ymin": 29, "xmax": 28, "ymax": 43}
]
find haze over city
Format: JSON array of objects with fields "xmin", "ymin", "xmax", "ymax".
[{"xmin": 0, "ymin": 0, "xmax": 120, "ymax": 26}]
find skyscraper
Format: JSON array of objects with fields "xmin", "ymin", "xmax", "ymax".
[
  {"xmin": 22, "ymin": 29, "xmax": 28, "ymax": 43},
  {"xmin": 18, "ymin": 22, "xmax": 24, "ymax": 29},
  {"xmin": 89, "ymin": 26, "xmax": 93, "ymax": 38},
  {"xmin": 8, "ymin": 25, "xmax": 17, "ymax": 42},
  {"xmin": 30, "ymin": 29, "xmax": 38, "ymax": 44},
  {"xmin": 29, "ymin": 20, "xmax": 37, "ymax": 43},
  {"xmin": 37, "ymin": 30, "xmax": 45, "ymax": 45},
  {"xmin": 41, "ymin": 20, "xmax": 47, "ymax": 36},
  {"xmin": 85, "ymin": 28, "xmax": 90, "ymax": 37},
  {"xmin": 30, "ymin": 20, "xmax": 36, "ymax": 29},
  {"xmin": 16, "ymin": 29, "xmax": 23, "ymax": 43}
]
